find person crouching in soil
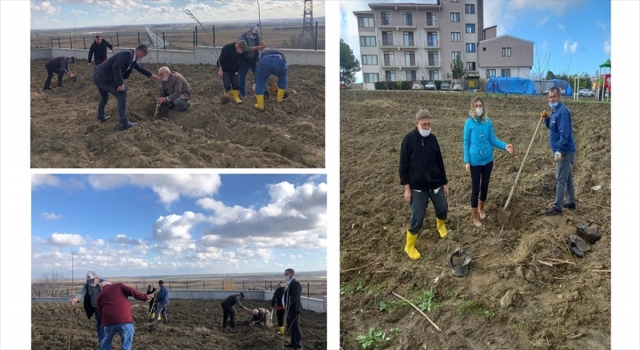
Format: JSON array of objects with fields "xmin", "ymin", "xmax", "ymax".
[
  {"xmin": 43, "ymin": 56, "xmax": 76, "ymax": 90},
  {"xmin": 250, "ymin": 308, "xmax": 271, "ymax": 327},
  {"xmin": 156, "ymin": 66, "xmax": 191, "ymax": 114},
  {"xmin": 399, "ymin": 108, "xmax": 450, "ymax": 260},
  {"xmin": 216, "ymin": 41, "xmax": 248, "ymax": 104}
]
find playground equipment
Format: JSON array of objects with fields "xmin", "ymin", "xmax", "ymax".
[{"xmin": 594, "ymin": 59, "xmax": 611, "ymax": 102}]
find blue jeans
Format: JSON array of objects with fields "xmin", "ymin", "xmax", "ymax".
[
  {"xmin": 552, "ymin": 151, "xmax": 576, "ymax": 210},
  {"xmin": 101, "ymin": 323, "xmax": 134, "ymax": 350},
  {"xmin": 255, "ymin": 55, "xmax": 288, "ymax": 96},
  {"xmin": 238, "ymin": 60, "xmax": 257, "ymax": 97},
  {"xmin": 95, "ymin": 308, "xmax": 105, "ymax": 345},
  {"xmin": 409, "ymin": 187, "xmax": 448, "ymax": 234}
]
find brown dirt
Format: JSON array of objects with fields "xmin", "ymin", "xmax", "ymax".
[
  {"xmin": 32, "ymin": 299, "xmax": 326, "ymax": 349},
  {"xmin": 30, "ymin": 59, "xmax": 325, "ymax": 168},
  {"xmin": 340, "ymin": 91, "xmax": 611, "ymax": 350}
]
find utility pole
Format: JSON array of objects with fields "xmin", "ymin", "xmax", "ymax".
[
  {"xmin": 299, "ymin": 0, "xmax": 314, "ymax": 49},
  {"xmin": 71, "ymin": 249, "xmax": 74, "ymax": 292}
]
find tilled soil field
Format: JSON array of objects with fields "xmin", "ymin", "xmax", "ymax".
[
  {"xmin": 340, "ymin": 90, "xmax": 611, "ymax": 350},
  {"xmin": 30, "ymin": 58, "xmax": 325, "ymax": 168},
  {"xmin": 32, "ymin": 299, "xmax": 326, "ymax": 349}
]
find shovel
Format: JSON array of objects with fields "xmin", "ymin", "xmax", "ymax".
[
  {"xmin": 153, "ymin": 102, "xmax": 161, "ymax": 118},
  {"xmin": 498, "ymin": 111, "xmax": 546, "ymax": 227}
]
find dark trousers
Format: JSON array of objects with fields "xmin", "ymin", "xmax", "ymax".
[
  {"xmin": 276, "ymin": 308, "xmax": 285, "ymax": 327},
  {"xmin": 408, "ymin": 186, "xmax": 448, "ymax": 234},
  {"xmin": 470, "ymin": 161, "xmax": 494, "ymax": 208},
  {"xmin": 92, "ymin": 73, "xmax": 128, "ymax": 124},
  {"xmin": 222, "ymin": 71, "xmax": 239, "ymax": 92},
  {"xmin": 221, "ymin": 303, "xmax": 236, "ymax": 327},
  {"xmin": 287, "ymin": 311, "xmax": 301, "ymax": 348},
  {"xmin": 43, "ymin": 63, "xmax": 64, "ymax": 89}
]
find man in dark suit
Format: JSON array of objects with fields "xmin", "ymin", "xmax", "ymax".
[
  {"xmin": 88, "ymin": 35, "xmax": 115, "ymax": 67},
  {"xmin": 283, "ymin": 268, "xmax": 302, "ymax": 350},
  {"xmin": 271, "ymin": 282, "xmax": 286, "ymax": 335},
  {"xmin": 43, "ymin": 56, "xmax": 76, "ymax": 90},
  {"xmin": 92, "ymin": 44, "xmax": 159, "ymax": 130}
]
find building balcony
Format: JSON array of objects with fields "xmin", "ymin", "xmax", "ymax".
[
  {"xmin": 381, "ymin": 40, "xmax": 418, "ymax": 48},
  {"xmin": 381, "ymin": 60, "xmax": 419, "ymax": 69},
  {"xmin": 421, "ymin": 19, "xmax": 439, "ymax": 28},
  {"xmin": 378, "ymin": 19, "xmax": 417, "ymax": 29},
  {"xmin": 423, "ymin": 40, "xmax": 440, "ymax": 49},
  {"xmin": 426, "ymin": 60, "xmax": 440, "ymax": 68}
]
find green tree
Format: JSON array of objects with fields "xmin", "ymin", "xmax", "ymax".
[
  {"xmin": 545, "ymin": 71, "xmax": 555, "ymax": 80},
  {"xmin": 451, "ymin": 59, "xmax": 465, "ymax": 79},
  {"xmin": 340, "ymin": 39, "xmax": 361, "ymax": 85}
]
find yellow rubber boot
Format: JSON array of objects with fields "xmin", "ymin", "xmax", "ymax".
[
  {"xmin": 224, "ymin": 90, "xmax": 232, "ymax": 97},
  {"xmin": 254, "ymin": 94, "xmax": 265, "ymax": 111},
  {"xmin": 232, "ymin": 89, "xmax": 242, "ymax": 104},
  {"xmin": 150, "ymin": 312, "xmax": 155, "ymax": 319},
  {"xmin": 277, "ymin": 326, "xmax": 284, "ymax": 335},
  {"xmin": 404, "ymin": 230, "xmax": 421, "ymax": 260},
  {"xmin": 277, "ymin": 88, "xmax": 286, "ymax": 102},
  {"xmin": 437, "ymin": 219, "xmax": 448, "ymax": 238}
]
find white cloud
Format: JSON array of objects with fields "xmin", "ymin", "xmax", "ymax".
[
  {"xmin": 153, "ymin": 211, "xmax": 206, "ymax": 241},
  {"xmin": 596, "ymin": 20, "xmax": 608, "ymax": 32},
  {"xmin": 557, "ymin": 23, "xmax": 565, "ymax": 33},
  {"xmin": 42, "ymin": 212, "xmax": 62, "ymax": 220},
  {"xmin": 562, "ymin": 39, "xmax": 578, "ymax": 54},
  {"xmin": 111, "ymin": 234, "xmax": 143, "ymax": 245},
  {"xmin": 31, "ymin": 1, "xmax": 61, "ymax": 15},
  {"xmin": 604, "ymin": 40, "xmax": 610, "ymax": 55},
  {"xmin": 32, "ymin": 174, "xmax": 62, "ymax": 189},
  {"xmin": 71, "ymin": 9, "xmax": 88, "ymax": 15},
  {"xmin": 47, "ymin": 233, "xmax": 85, "ymax": 247},
  {"xmin": 537, "ymin": 15, "xmax": 549, "ymax": 26},
  {"xmin": 88, "ymin": 174, "xmax": 222, "ymax": 206}
]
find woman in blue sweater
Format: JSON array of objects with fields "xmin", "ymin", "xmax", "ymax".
[{"xmin": 463, "ymin": 97, "xmax": 514, "ymax": 226}]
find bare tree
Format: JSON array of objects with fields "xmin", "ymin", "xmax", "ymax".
[
  {"xmin": 37, "ymin": 270, "xmax": 67, "ymax": 297},
  {"xmin": 532, "ymin": 44, "xmax": 551, "ymax": 95}
]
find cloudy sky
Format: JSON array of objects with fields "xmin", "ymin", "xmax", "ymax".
[
  {"xmin": 31, "ymin": 0, "xmax": 326, "ymax": 30},
  {"xmin": 341, "ymin": 0, "xmax": 611, "ymax": 83},
  {"xmin": 31, "ymin": 174, "xmax": 327, "ymax": 280}
]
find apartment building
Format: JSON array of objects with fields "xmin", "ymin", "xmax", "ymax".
[
  {"xmin": 354, "ymin": 1, "xmax": 483, "ymax": 89},
  {"xmin": 478, "ymin": 25, "xmax": 534, "ymax": 79}
]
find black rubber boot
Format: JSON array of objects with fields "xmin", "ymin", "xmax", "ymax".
[
  {"xmin": 98, "ymin": 115, "xmax": 111, "ymax": 124},
  {"xmin": 119, "ymin": 120, "xmax": 138, "ymax": 130}
]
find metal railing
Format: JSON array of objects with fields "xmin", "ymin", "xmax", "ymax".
[
  {"xmin": 381, "ymin": 39, "xmax": 417, "ymax": 47},
  {"xmin": 378, "ymin": 19, "xmax": 416, "ymax": 27}
]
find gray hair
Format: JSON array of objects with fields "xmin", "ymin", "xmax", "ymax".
[{"xmin": 158, "ymin": 66, "xmax": 170, "ymax": 74}]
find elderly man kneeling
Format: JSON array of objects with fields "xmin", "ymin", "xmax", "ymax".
[
  {"xmin": 250, "ymin": 308, "xmax": 271, "ymax": 327},
  {"xmin": 156, "ymin": 66, "xmax": 191, "ymax": 113}
]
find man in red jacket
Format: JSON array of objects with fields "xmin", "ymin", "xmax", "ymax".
[{"xmin": 96, "ymin": 281, "xmax": 152, "ymax": 350}]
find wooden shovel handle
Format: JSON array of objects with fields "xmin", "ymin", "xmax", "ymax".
[{"xmin": 504, "ymin": 116, "xmax": 544, "ymax": 210}]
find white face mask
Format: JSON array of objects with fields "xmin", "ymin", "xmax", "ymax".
[
  {"xmin": 285, "ymin": 275, "xmax": 292, "ymax": 282},
  {"xmin": 475, "ymin": 108, "xmax": 483, "ymax": 117},
  {"xmin": 419, "ymin": 128, "xmax": 431, "ymax": 137},
  {"xmin": 161, "ymin": 76, "xmax": 169, "ymax": 82}
]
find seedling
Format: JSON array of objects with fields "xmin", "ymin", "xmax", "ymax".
[{"xmin": 355, "ymin": 327, "xmax": 390, "ymax": 350}]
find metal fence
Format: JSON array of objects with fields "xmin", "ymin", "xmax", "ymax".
[
  {"xmin": 32, "ymin": 278, "xmax": 327, "ymax": 299},
  {"xmin": 30, "ymin": 24, "xmax": 324, "ymax": 51}
]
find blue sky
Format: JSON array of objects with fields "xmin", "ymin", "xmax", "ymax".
[
  {"xmin": 30, "ymin": 0, "xmax": 326, "ymax": 30},
  {"xmin": 341, "ymin": 0, "xmax": 611, "ymax": 83},
  {"xmin": 31, "ymin": 174, "xmax": 327, "ymax": 280}
]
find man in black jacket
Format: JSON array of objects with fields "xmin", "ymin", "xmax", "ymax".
[
  {"xmin": 92, "ymin": 44, "xmax": 159, "ymax": 130},
  {"xmin": 271, "ymin": 282, "xmax": 286, "ymax": 335},
  {"xmin": 399, "ymin": 108, "xmax": 450, "ymax": 260},
  {"xmin": 216, "ymin": 41, "xmax": 248, "ymax": 104},
  {"xmin": 43, "ymin": 56, "xmax": 76, "ymax": 90},
  {"xmin": 69, "ymin": 271, "xmax": 106, "ymax": 345},
  {"xmin": 88, "ymin": 35, "xmax": 115, "ymax": 67},
  {"xmin": 220, "ymin": 292, "xmax": 251, "ymax": 329},
  {"xmin": 283, "ymin": 268, "xmax": 303, "ymax": 350}
]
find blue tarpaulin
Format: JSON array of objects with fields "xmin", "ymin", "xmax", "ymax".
[
  {"xmin": 486, "ymin": 77, "xmax": 537, "ymax": 95},
  {"xmin": 550, "ymin": 79, "xmax": 573, "ymax": 96}
]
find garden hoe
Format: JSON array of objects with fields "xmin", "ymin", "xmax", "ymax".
[
  {"xmin": 153, "ymin": 102, "xmax": 161, "ymax": 119},
  {"xmin": 498, "ymin": 110, "xmax": 547, "ymax": 228},
  {"xmin": 448, "ymin": 186, "xmax": 472, "ymax": 277}
]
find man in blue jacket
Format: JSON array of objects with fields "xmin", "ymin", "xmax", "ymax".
[
  {"xmin": 399, "ymin": 109, "xmax": 449, "ymax": 260},
  {"xmin": 151, "ymin": 280, "xmax": 169, "ymax": 324},
  {"xmin": 92, "ymin": 44, "xmax": 159, "ymax": 130},
  {"xmin": 543, "ymin": 87, "xmax": 577, "ymax": 215},
  {"xmin": 70, "ymin": 271, "xmax": 106, "ymax": 345}
]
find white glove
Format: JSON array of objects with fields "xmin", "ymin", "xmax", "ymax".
[{"xmin": 554, "ymin": 151, "xmax": 562, "ymax": 162}]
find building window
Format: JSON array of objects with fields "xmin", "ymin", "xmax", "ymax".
[
  {"xmin": 383, "ymin": 51, "xmax": 394, "ymax": 66},
  {"xmin": 450, "ymin": 0, "xmax": 460, "ymax": 2},
  {"xmin": 404, "ymin": 51, "xmax": 415, "ymax": 66},
  {"xmin": 361, "ymin": 55, "xmax": 378, "ymax": 65},
  {"xmin": 429, "ymin": 70, "xmax": 440, "ymax": 80},
  {"xmin": 466, "ymin": 62, "xmax": 476, "ymax": 71},
  {"xmin": 428, "ymin": 51, "xmax": 439, "ymax": 66},
  {"xmin": 451, "ymin": 32, "xmax": 461, "ymax": 42},
  {"xmin": 465, "ymin": 4, "xmax": 475, "ymax": 14},
  {"xmin": 502, "ymin": 47, "xmax": 511, "ymax": 57},
  {"xmin": 465, "ymin": 24, "xmax": 475, "ymax": 34},
  {"xmin": 450, "ymin": 12, "xmax": 460, "ymax": 22},
  {"xmin": 466, "ymin": 43, "xmax": 476, "ymax": 52},
  {"xmin": 402, "ymin": 11, "xmax": 413, "ymax": 26},
  {"xmin": 486, "ymin": 69, "xmax": 496, "ymax": 77},
  {"xmin": 451, "ymin": 51, "xmax": 461, "ymax": 62},
  {"xmin": 426, "ymin": 12, "xmax": 437, "ymax": 26},
  {"xmin": 406, "ymin": 70, "xmax": 416, "ymax": 81},
  {"xmin": 403, "ymin": 32, "xmax": 415, "ymax": 46},
  {"xmin": 381, "ymin": 31, "xmax": 393, "ymax": 46},
  {"xmin": 360, "ymin": 36, "xmax": 376, "ymax": 47},
  {"xmin": 501, "ymin": 69, "xmax": 511, "ymax": 77},
  {"xmin": 358, "ymin": 17, "xmax": 374, "ymax": 28},
  {"xmin": 363, "ymin": 73, "xmax": 379, "ymax": 83},
  {"xmin": 381, "ymin": 11, "xmax": 391, "ymax": 25},
  {"xmin": 427, "ymin": 32, "xmax": 438, "ymax": 47},
  {"xmin": 385, "ymin": 70, "xmax": 396, "ymax": 82}
]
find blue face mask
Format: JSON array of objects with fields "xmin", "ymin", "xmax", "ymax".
[{"xmin": 549, "ymin": 102, "xmax": 558, "ymax": 109}]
